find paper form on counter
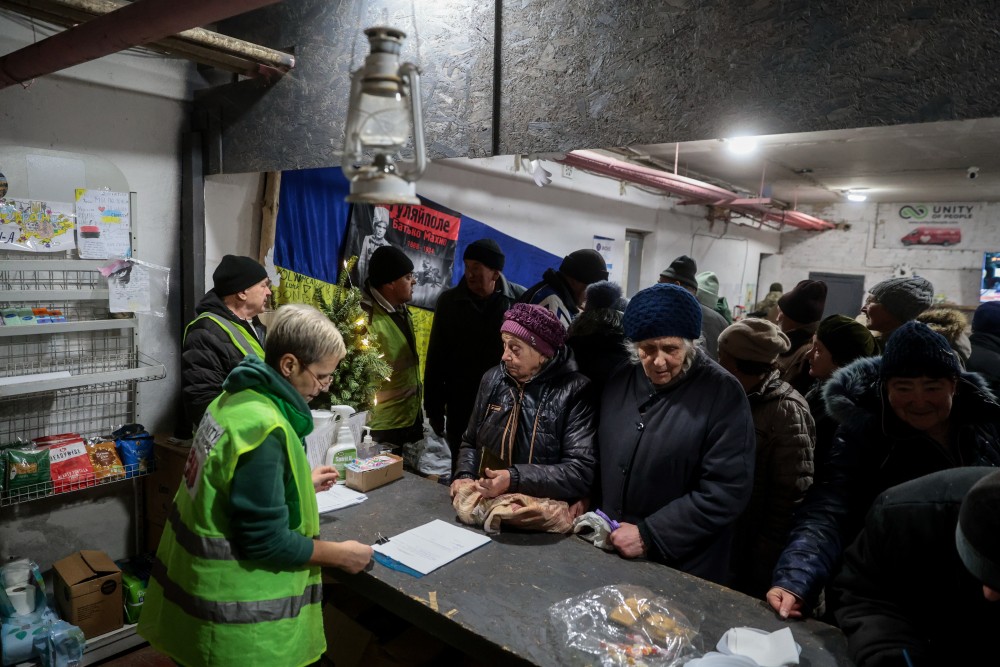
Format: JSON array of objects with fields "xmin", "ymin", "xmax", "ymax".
[
  {"xmin": 316, "ymin": 484, "xmax": 367, "ymax": 513},
  {"xmin": 372, "ymin": 519, "xmax": 491, "ymax": 575}
]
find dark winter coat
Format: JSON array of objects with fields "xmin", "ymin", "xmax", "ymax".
[
  {"xmin": 424, "ymin": 275, "xmax": 524, "ymax": 451},
  {"xmin": 566, "ymin": 308, "xmax": 630, "ymax": 400},
  {"xmin": 968, "ymin": 330, "xmax": 1000, "ymax": 397},
  {"xmin": 778, "ymin": 324, "xmax": 817, "ymax": 396},
  {"xmin": 699, "ymin": 304, "xmax": 729, "ymax": 361},
  {"xmin": 833, "ymin": 467, "xmax": 1000, "ymax": 667},
  {"xmin": 454, "ymin": 346, "xmax": 597, "ymax": 501},
  {"xmin": 731, "ymin": 372, "xmax": 815, "ymax": 598},
  {"xmin": 180, "ymin": 290, "xmax": 266, "ymax": 437},
  {"xmin": 518, "ymin": 268, "xmax": 579, "ymax": 328},
  {"xmin": 771, "ymin": 356, "xmax": 1000, "ymax": 607},
  {"xmin": 598, "ymin": 351, "xmax": 756, "ymax": 585}
]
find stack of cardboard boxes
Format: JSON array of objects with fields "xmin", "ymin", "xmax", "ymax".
[{"xmin": 144, "ymin": 436, "xmax": 190, "ymax": 552}]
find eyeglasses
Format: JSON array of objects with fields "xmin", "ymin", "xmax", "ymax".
[{"xmin": 303, "ymin": 365, "xmax": 333, "ymax": 390}]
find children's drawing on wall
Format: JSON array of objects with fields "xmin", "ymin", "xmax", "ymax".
[
  {"xmin": 0, "ymin": 198, "xmax": 75, "ymax": 252},
  {"xmin": 75, "ymin": 189, "xmax": 132, "ymax": 259}
]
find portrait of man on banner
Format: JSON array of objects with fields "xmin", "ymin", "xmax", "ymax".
[{"xmin": 345, "ymin": 198, "xmax": 462, "ymax": 310}]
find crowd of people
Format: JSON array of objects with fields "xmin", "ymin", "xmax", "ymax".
[{"xmin": 155, "ymin": 245, "xmax": 1000, "ymax": 667}]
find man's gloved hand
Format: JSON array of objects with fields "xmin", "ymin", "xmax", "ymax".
[{"xmin": 429, "ymin": 416, "xmax": 445, "ymax": 437}]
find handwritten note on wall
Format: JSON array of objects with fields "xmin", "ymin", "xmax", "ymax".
[{"xmin": 75, "ymin": 189, "xmax": 131, "ymax": 259}]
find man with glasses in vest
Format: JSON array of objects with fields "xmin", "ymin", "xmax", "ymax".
[
  {"xmin": 180, "ymin": 255, "xmax": 271, "ymax": 437},
  {"xmin": 140, "ymin": 304, "xmax": 372, "ymax": 667},
  {"xmin": 363, "ymin": 245, "xmax": 423, "ymax": 450}
]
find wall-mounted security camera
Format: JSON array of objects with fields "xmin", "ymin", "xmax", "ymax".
[{"xmin": 968, "ymin": 166, "xmax": 980, "ymax": 180}]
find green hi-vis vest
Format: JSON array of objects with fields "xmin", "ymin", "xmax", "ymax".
[
  {"xmin": 137, "ymin": 389, "xmax": 323, "ymax": 667},
  {"xmin": 368, "ymin": 302, "xmax": 421, "ymax": 431},
  {"xmin": 183, "ymin": 312, "xmax": 265, "ymax": 358}
]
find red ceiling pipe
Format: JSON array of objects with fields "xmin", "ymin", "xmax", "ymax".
[
  {"xmin": 560, "ymin": 150, "xmax": 834, "ymax": 231},
  {"xmin": 0, "ymin": 0, "xmax": 283, "ymax": 89}
]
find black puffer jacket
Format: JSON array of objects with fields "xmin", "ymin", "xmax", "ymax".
[
  {"xmin": 968, "ymin": 330, "xmax": 1000, "ymax": 397},
  {"xmin": 454, "ymin": 346, "xmax": 597, "ymax": 500},
  {"xmin": 180, "ymin": 290, "xmax": 266, "ymax": 436},
  {"xmin": 771, "ymin": 356, "xmax": 1000, "ymax": 608}
]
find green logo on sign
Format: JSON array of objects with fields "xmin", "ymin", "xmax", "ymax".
[{"xmin": 899, "ymin": 205, "xmax": 928, "ymax": 220}]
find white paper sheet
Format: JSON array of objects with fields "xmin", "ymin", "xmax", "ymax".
[
  {"xmin": 316, "ymin": 484, "xmax": 367, "ymax": 513},
  {"xmin": 372, "ymin": 519, "xmax": 491, "ymax": 575}
]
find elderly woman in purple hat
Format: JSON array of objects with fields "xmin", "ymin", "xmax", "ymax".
[
  {"xmin": 450, "ymin": 303, "xmax": 597, "ymax": 503},
  {"xmin": 598, "ymin": 283, "xmax": 756, "ymax": 585}
]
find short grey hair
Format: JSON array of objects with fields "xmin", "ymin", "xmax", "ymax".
[
  {"xmin": 627, "ymin": 338, "xmax": 698, "ymax": 374},
  {"xmin": 265, "ymin": 304, "xmax": 345, "ymax": 368}
]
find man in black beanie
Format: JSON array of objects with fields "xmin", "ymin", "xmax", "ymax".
[
  {"xmin": 658, "ymin": 255, "xmax": 729, "ymax": 361},
  {"xmin": 363, "ymin": 245, "xmax": 423, "ymax": 447},
  {"xmin": 774, "ymin": 279, "xmax": 828, "ymax": 394},
  {"xmin": 180, "ymin": 254, "xmax": 271, "ymax": 436},
  {"xmin": 425, "ymin": 238, "xmax": 525, "ymax": 473},
  {"xmin": 833, "ymin": 467, "xmax": 1000, "ymax": 667},
  {"xmin": 518, "ymin": 248, "xmax": 609, "ymax": 328}
]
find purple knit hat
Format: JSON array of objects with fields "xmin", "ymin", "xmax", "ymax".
[{"xmin": 500, "ymin": 304, "xmax": 566, "ymax": 357}]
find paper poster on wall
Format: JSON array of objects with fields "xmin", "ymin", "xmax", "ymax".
[
  {"xmin": 0, "ymin": 198, "xmax": 75, "ymax": 252},
  {"xmin": 592, "ymin": 236, "xmax": 623, "ymax": 285},
  {"xmin": 874, "ymin": 202, "xmax": 987, "ymax": 249},
  {"xmin": 75, "ymin": 189, "xmax": 131, "ymax": 259},
  {"xmin": 344, "ymin": 197, "xmax": 462, "ymax": 310},
  {"xmin": 104, "ymin": 258, "xmax": 170, "ymax": 316}
]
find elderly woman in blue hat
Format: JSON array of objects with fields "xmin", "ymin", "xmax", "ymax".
[{"xmin": 597, "ymin": 283, "xmax": 756, "ymax": 585}]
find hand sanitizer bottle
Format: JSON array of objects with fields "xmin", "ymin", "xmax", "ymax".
[
  {"xmin": 358, "ymin": 426, "xmax": 376, "ymax": 459},
  {"xmin": 324, "ymin": 405, "xmax": 356, "ymax": 484}
]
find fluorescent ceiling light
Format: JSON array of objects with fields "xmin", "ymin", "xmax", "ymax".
[
  {"xmin": 726, "ymin": 136, "xmax": 758, "ymax": 155},
  {"xmin": 846, "ymin": 190, "xmax": 868, "ymax": 202}
]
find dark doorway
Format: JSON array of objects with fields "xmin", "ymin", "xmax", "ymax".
[{"xmin": 809, "ymin": 272, "xmax": 867, "ymax": 319}]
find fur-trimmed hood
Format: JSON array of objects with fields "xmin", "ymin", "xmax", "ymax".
[
  {"xmin": 917, "ymin": 307, "xmax": 973, "ymax": 362},
  {"xmin": 823, "ymin": 355, "xmax": 997, "ymax": 428}
]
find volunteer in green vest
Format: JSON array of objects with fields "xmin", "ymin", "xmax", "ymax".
[
  {"xmin": 179, "ymin": 254, "xmax": 272, "ymax": 437},
  {"xmin": 363, "ymin": 245, "xmax": 423, "ymax": 448},
  {"xmin": 140, "ymin": 303, "xmax": 373, "ymax": 667}
]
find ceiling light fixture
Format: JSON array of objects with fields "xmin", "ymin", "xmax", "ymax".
[
  {"xmin": 342, "ymin": 27, "xmax": 426, "ymax": 205},
  {"xmin": 726, "ymin": 136, "xmax": 759, "ymax": 155},
  {"xmin": 846, "ymin": 189, "xmax": 868, "ymax": 202}
]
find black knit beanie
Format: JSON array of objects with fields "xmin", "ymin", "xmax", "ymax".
[
  {"xmin": 777, "ymin": 279, "xmax": 828, "ymax": 324},
  {"xmin": 956, "ymin": 469, "xmax": 1000, "ymax": 591},
  {"xmin": 559, "ymin": 249, "xmax": 609, "ymax": 284},
  {"xmin": 880, "ymin": 320, "xmax": 959, "ymax": 379},
  {"xmin": 213, "ymin": 255, "xmax": 268, "ymax": 296},
  {"xmin": 658, "ymin": 255, "xmax": 699, "ymax": 291},
  {"xmin": 368, "ymin": 245, "xmax": 414, "ymax": 287},
  {"xmin": 816, "ymin": 315, "xmax": 878, "ymax": 367},
  {"xmin": 972, "ymin": 302, "xmax": 1000, "ymax": 335},
  {"xmin": 463, "ymin": 238, "xmax": 505, "ymax": 271}
]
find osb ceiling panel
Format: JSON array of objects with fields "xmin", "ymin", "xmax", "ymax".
[{"xmin": 200, "ymin": 0, "xmax": 1000, "ymax": 174}]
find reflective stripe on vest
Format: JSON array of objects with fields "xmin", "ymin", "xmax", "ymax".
[
  {"xmin": 368, "ymin": 303, "xmax": 421, "ymax": 430},
  {"xmin": 151, "ymin": 558, "xmax": 322, "ymax": 624},
  {"xmin": 183, "ymin": 312, "xmax": 264, "ymax": 358},
  {"xmin": 166, "ymin": 504, "xmax": 320, "ymax": 561}
]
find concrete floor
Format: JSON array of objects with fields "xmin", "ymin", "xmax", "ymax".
[{"xmin": 95, "ymin": 645, "xmax": 173, "ymax": 666}]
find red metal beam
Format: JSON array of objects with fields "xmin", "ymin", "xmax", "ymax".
[{"xmin": 0, "ymin": 0, "xmax": 283, "ymax": 89}]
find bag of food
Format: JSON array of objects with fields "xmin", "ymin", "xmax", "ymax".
[
  {"xmin": 35, "ymin": 435, "xmax": 95, "ymax": 494},
  {"xmin": 4, "ymin": 448, "xmax": 51, "ymax": 499},
  {"xmin": 86, "ymin": 440, "xmax": 125, "ymax": 482},
  {"xmin": 114, "ymin": 425, "xmax": 155, "ymax": 478}
]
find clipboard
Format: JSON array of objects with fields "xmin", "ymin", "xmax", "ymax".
[{"xmin": 478, "ymin": 446, "xmax": 508, "ymax": 476}]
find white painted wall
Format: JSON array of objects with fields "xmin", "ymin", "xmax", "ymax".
[
  {"xmin": 205, "ymin": 157, "xmax": 783, "ymax": 310},
  {"xmin": 763, "ymin": 201, "xmax": 990, "ymax": 312},
  {"xmin": 0, "ymin": 16, "xmax": 198, "ymax": 566}
]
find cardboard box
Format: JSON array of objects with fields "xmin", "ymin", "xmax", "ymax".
[
  {"xmin": 52, "ymin": 550, "xmax": 123, "ymax": 638},
  {"xmin": 345, "ymin": 454, "xmax": 403, "ymax": 492},
  {"xmin": 144, "ymin": 435, "xmax": 190, "ymax": 526}
]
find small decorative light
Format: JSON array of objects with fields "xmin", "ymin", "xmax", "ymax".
[
  {"xmin": 361, "ymin": 337, "xmax": 370, "ymax": 346},
  {"xmin": 342, "ymin": 27, "xmax": 426, "ymax": 205},
  {"xmin": 355, "ymin": 317, "xmax": 366, "ymax": 327}
]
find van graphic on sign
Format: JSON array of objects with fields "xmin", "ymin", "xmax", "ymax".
[{"xmin": 900, "ymin": 226, "xmax": 962, "ymax": 247}]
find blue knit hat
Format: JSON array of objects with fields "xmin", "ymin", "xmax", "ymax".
[
  {"xmin": 880, "ymin": 321, "xmax": 959, "ymax": 379},
  {"xmin": 623, "ymin": 283, "xmax": 702, "ymax": 342},
  {"xmin": 972, "ymin": 302, "xmax": 1000, "ymax": 335}
]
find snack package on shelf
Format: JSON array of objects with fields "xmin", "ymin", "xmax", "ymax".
[
  {"xmin": 4, "ymin": 446, "xmax": 52, "ymax": 501},
  {"xmin": 116, "ymin": 554, "xmax": 153, "ymax": 624},
  {"xmin": 549, "ymin": 584, "xmax": 703, "ymax": 667},
  {"xmin": 113, "ymin": 424, "xmax": 155, "ymax": 478},
  {"xmin": 33, "ymin": 434, "xmax": 95, "ymax": 494},
  {"xmin": 86, "ymin": 439, "xmax": 126, "ymax": 482}
]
